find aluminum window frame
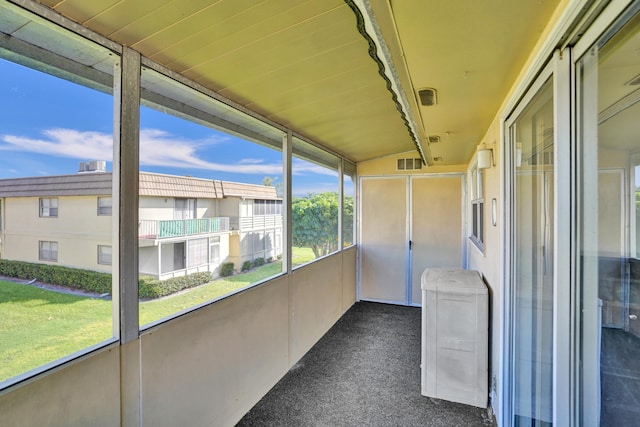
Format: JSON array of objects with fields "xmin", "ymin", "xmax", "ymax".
[
  {"xmin": 38, "ymin": 240, "xmax": 58, "ymax": 262},
  {"xmin": 39, "ymin": 197, "xmax": 58, "ymax": 218}
]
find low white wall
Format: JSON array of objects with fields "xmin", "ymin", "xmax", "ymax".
[
  {"xmin": 0, "ymin": 249, "xmax": 357, "ymax": 427},
  {"xmin": 0, "ymin": 347, "xmax": 121, "ymax": 427}
]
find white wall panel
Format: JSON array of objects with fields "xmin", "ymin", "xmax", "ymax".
[
  {"xmin": 140, "ymin": 276, "xmax": 290, "ymax": 427},
  {"xmin": 0, "ymin": 348, "xmax": 120, "ymax": 427},
  {"xmin": 291, "ymin": 253, "xmax": 343, "ymax": 363}
]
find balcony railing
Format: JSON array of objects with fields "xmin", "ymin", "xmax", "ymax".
[
  {"xmin": 229, "ymin": 215, "xmax": 283, "ymax": 230},
  {"xmin": 139, "ymin": 217, "xmax": 230, "ymax": 239}
]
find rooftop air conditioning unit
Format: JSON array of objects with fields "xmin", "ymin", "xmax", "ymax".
[{"xmin": 88, "ymin": 160, "xmax": 106, "ymax": 172}]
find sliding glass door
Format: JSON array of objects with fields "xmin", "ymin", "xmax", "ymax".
[
  {"xmin": 576, "ymin": 7, "xmax": 640, "ymax": 426},
  {"xmin": 508, "ymin": 74, "xmax": 555, "ymax": 426}
]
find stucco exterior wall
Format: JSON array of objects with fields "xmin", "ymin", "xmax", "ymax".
[
  {"xmin": 2, "ymin": 196, "xmax": 112, "ymax": 272},
  {"xmin": 139, "ymin": 196, "xmax": 176, "ymax": 221}
]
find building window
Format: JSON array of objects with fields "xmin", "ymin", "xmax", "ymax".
[
  {"xmin": 39, "ymin": 241, "xmax": 58, "ymax": 262},
  {"xmin": 187, "ymin": 238, "xmax": 208, "ymax": 268},
  {"xmin": 98, "ymin": 245, "xmax": 112, "ymax": 265},
  {"xmin": 39, "ymin": 198, "xmax": 58, "ymax": 217},
  {"xmin": 175, "ymin": 198, "xmax": 196, "ymax": 220},
  {"xmin": 97, "ymin": 197, "xmax": 112, "ymax": 216},
  {"xmin": 470, "ymin": 165, "xmax": 484, "ymax": 249},
  {"xmin": 210, "ymin": 236, "xmax": 221, "ymax": 264},
  {"xmin": 254, "ymin": 199, "xmax": 283, "ymax": 215}
]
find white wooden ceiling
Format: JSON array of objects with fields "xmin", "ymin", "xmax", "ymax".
[{"xmin": 35, "ymin": 0, "xmax": 562, "ymax": 165}]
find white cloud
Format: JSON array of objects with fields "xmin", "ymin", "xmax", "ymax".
[
  {"xmin": 237, "ymin": 158, "xmax": 267, "ymax": 165},
  {"xmin": 0, "ymin": 128, "xmax": 283, "ymax": 175},
  {"xmin": 291, "ymin": 158, "xmax": 339, "ymax": 177},
  {"xmin": 1, "ymin": 128, "xmax": 112, "ymax": 159}
]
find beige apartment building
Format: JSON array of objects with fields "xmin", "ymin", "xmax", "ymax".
[{"xmin": 0, "ymin": 166, "xmax": 282, "ymax": 279}]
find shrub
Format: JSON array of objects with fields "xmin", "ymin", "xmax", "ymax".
[
  {"xmin": 0, "ymin": 260, "xmax": 216, "ymax": 300},
  {"xmin": 253, "ymin": 257, "xmax": 265, "ymax": 267},
  {"xmin": 220, "ymin": 262, "xmax": 235, "ymax": 277},
  {"xmin": 241, "ymin": 260, "xmax": 253, "ymax": 272},
  {"xmin": 138, "ymin": 271, "xmax": 213, "ymax": 299},
  {"xmin": 0, "ymin": 259, "xmax": 111, "ymax": 294}
]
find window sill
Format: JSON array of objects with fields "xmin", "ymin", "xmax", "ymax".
[{"xmin": 469, "ymin": 236, "xmax": 485, "ymax": 255}]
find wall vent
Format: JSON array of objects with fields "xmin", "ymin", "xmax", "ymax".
[
  {"xmin": 417, "ymin": 88, "xmax": 437, "ymax": 106},
  {"xmin": 397, "ymin": 158, "xmax": 423, "ymax": 171},
  {"xmin": 428, "ymin": 135, "xmax": 440, "ymax": 143}
]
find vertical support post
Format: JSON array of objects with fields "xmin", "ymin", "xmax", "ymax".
[
  {"xmin": 116, "ymin": 47, "xmax": 140, "ymax": 342},
  {"xmin": 338, "ymin": 159, "xmax": 344, "ymax": 251},
  {"xmin": 114, "ymin": 48, "xmax": 141, "ymax": 427},
  {"xmin": 283, "ymin": 131, "xmax": 293, "ymax": 274}
]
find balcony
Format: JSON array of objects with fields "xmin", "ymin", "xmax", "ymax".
[
  {"xmin": 229, "ymin": 214, "xmax": 283, "ymax": 231},
  {"xmin": 139, "ymin": 217, "xmax": 230, "ymax": 239}
]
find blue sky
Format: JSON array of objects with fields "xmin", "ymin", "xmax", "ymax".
[{"xmin": 0, "ymin": 58, "xmax": 349, "ymax": 196}]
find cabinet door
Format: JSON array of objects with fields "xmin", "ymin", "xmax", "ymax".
[
  {"xmin": 410, "ymin": 176, "xmax": 463, "ymax": 305},
  {"xmin": 360, "ymin": 177, "xmax": 408, "ymax": 304}
]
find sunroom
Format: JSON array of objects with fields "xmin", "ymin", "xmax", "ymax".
[{"xmin": 1, "ymin": 1, "xmax": 639, "ymax": 426}]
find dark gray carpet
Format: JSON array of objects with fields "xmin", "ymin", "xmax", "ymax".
[
  {"xmin": 237, "ymin": 301, "xmax": 494, "ymax": 427},
  {"xmin": 601, "ymin": 328, "xmax": 640, "ymax": 427}
]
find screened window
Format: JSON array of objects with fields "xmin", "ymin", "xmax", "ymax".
[
  {"xmin": 0, "ymin": 1, "xmax": 116, "ymax": 387},
  {"xmin": 39, "ymin": 198, "xmax": 58, "ymax": 217},
  {"xmin": 138, "ymin": 67, "xmax": 284, "ymax": 327},
  {"xmin": 254, "ymin": 199, "xmax": 283, "ymax": 215},
  {"xmin": 39, "ymin": 241, "xmax": 58, "ymax": 262},
  {"xmin": 343, "ymin": 161, "xmax": 356, "ymax": 248},
  {"xmin": 470, "ymin": 165, "xmax": 484, "ymax": 248},
  {"xmin": 292, "ymin": 137, "xmax": 340, "ymax": 266},
  {"xmin": 98, "ymin": 245, "xmax": 112, "ymax": 265},
  {"xmin": 97, "ymin": 197, "xmax": 112, "ymax": 216}
]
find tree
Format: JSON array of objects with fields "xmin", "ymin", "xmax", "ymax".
[
  {"xmin": 292, "ymin": 192, "xmax": 339, "ymax": 258},
  {"xmin": 343, "ymin": 195, "xmax": 354, "ymax": 246},
  {"xmin": 261, "ymin": 176, "xmax": 283, "ymax": 197}
]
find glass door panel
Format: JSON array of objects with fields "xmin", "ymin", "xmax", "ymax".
[
  {"xmin": 510, "ymin": 77, "xmax": 555, "ymax": 426},
  {"xmin": 578, "ymin": 10, "xmax": 640, "ymax": 426}
]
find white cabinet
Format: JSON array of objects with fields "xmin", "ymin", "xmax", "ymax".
[{"xmin": 421, "ymin": 268, "xmax": 488, "ymax": 408}]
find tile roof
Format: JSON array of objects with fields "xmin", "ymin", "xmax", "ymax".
[{"xmin": 0, "ymin": 171, "xmax": 280, "ymax": 200}]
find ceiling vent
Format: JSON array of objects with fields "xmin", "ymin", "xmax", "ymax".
[
  {"xmin": 397, "ymin": 158, "xmax": 423, "ymax": 171},
  {"xmin": 626, "ymin": 73, "xmax": 640, "ymax": 86},
  {"xmin": 428, "ymin": 135, "xmax": 441, "ymax": 144},
  {"xmin": 417, "ymin": 88, "xmax": 437, "ymax": 106}
]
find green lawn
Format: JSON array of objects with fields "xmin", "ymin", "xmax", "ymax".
[
  {"xmin": 0, "ymin": 280, "xmax": 112, "ymax": 382},
  {"xmin": 0, "ymin": 247, "xmax": 318, "ymax": 383},
  {"xmin": 139, "ymin": 261, "xmax": 285, "ymax": 325}
]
